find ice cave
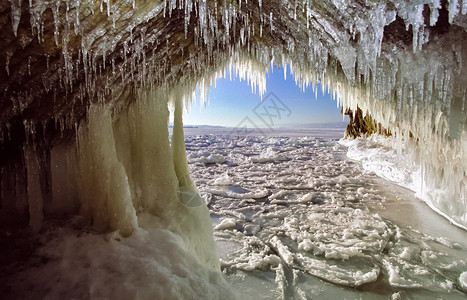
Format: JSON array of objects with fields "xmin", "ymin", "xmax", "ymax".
[{"xmin": 0, "ymin": 0, "xmax": 466, "ymax": 299}]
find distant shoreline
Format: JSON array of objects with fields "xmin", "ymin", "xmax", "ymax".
[
  {"xmin": 170, "ymin": 126, "xmax": 346, "ymax": 139},
  {"xmin": 169, "ymin": 121, "xmax": 348, "ymax": 130}
]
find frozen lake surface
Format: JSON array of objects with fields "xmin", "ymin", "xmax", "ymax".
[{"xmin": 185, "ymin": 130, "xmax": 467, "ymax": 299}]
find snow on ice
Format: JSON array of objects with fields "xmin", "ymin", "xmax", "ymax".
[{"xmin": 184, "ymin": 133, "xmax": 467, "ymax": 299}]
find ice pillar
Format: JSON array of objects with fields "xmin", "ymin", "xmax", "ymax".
[{"xmin": 78, "ymin": 104, "xmax": 138, "ymax": 237}]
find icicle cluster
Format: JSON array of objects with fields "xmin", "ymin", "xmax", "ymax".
[
  {"xmin": 49, "ymin": 88, "xmax": 220, "ymax": 270},
  {"xmin": 0, "ymin": 0, "xmax": 466, "ymax": 235}
]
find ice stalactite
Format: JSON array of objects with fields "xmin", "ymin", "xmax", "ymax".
[
  {"xmin": 78, "ymin": 104, "xmax": 137, "ymax": 237},
  {"xmin": 328, "ymin": 34, "xmax": 467, "ymax": 229},
  {"xmin": 172, "ymin": 90, "xmax": 192, "ymax": 189},
  {"xmin": 45, "ymin": 87, "xmax": 220, "ymax": 269},
  {"xmin": 170, "ymin": 90, "xmax": 220, "ymax": 270},
  {"xmin": 111, "ymin": 89, "xmax": 179, "ymax": 222}
]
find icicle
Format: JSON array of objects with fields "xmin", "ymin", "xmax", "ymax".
[
  {"xmin": 9, "ymin": 0, "xmax": 21, "ymax": 37},
  {"xmin": 78, "ymin": 104, "xmax": 137, "ymax": 236},
  {"xmin": 51, "ymin": 0, "xmax": 61, "ymax": 46},
  {"xmin": 172, "ymin": 93, "xmax": 194, "ymax": 190},
  {"xmin": 270, "ymin": 12, "xmax": 273, "ymax": 33},
  {"xmin": 447, "ymin": 0, "xmax": 460, "ymax": 23},
  {"xmin": 5, "ymin": 52, "xmax": 12, "ymax": 76},
  {"xmin": 428, "ymin": 0, "xmax": 441, "ymax": 26},
  {"xmin": 260, "ymin": 16, "xmax": 263, "ymax": 37},
  {"xmin": 107, "ymin": 0, "xmax": 111, "ymax": 17},
  {"xmin": 294, "ymin": 0, "xmax": 298, "ymax": 20}
]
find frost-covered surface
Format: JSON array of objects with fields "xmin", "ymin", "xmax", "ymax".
[
  {"xmin": 341, "ymin": 136, "xmax": 466, "ymax": 230},
  {"xmin": 1, "ymin": 214, "xmax": 234, "ymax": 299},
  {"xmin": 340, "ymin": 137, "xmax": 420, "ymax": 191},
  {"xmin": 185, "ymin": 133, "xmax": 467, "ymax": 299}
]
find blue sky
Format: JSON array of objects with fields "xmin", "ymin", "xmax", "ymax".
[{"xmin": 183, "ymin": 66, "xmax": 347, "ymax": 128}]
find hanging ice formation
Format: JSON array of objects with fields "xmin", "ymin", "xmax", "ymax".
[{"xmin": 0, "ymin": 0, "xmax": 466, "ymax": 272}]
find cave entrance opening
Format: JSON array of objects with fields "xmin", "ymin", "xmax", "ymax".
[{"xmin": 177, "ymin": 65, "xmax": 348, "ymax": 133}]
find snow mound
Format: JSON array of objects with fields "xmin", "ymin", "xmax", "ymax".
[
  {"xmin": 460, "ymin": 272, "xmax": 467, "ymax": 293},
  {"xmin": 5, "ymin": 216, "xmax": 233, "ymax": 299},
  {"xmin": 251, "ymin": 147, "xmax": 288, "ymax": 163}
]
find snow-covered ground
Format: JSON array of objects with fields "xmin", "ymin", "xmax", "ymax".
[
  {"xmin": 186, "ymin": 132, "xmax": 467, "ymax": 299},
  {"xmin": 1, "ymin": 130, "xmax": 466, "ymax": 299},
  {"xmin": 1, "ymin": 213, "xmax": 233, "ymax": 299}
]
